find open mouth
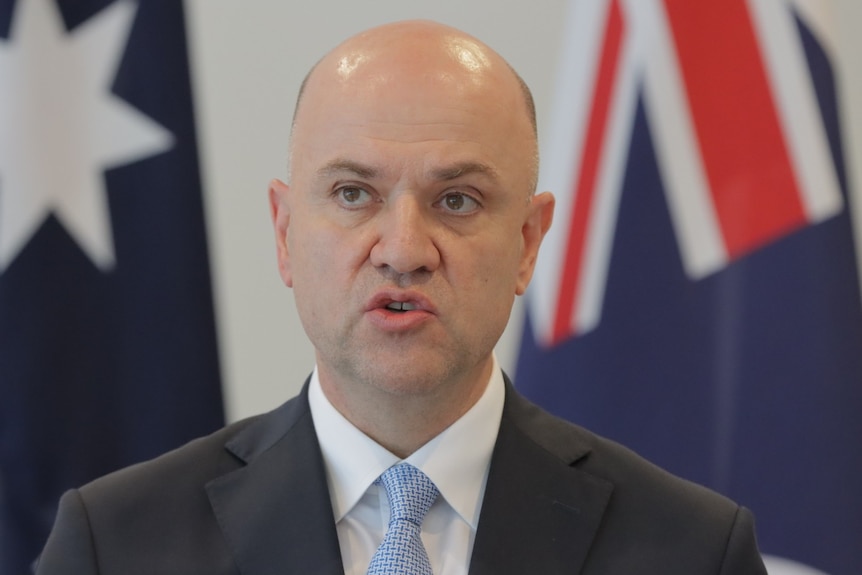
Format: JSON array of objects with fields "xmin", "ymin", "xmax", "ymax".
[{"xmin": 385, "ymin": 302, "xmax": 418, "ymax": 313}]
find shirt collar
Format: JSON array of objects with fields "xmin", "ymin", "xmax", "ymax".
[{"xmin": 308, "ymin": 356, "xmax": 505, "ymax": 529}]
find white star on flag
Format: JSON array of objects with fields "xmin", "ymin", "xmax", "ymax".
[{"xmin": 0, "ymin": 0, "xmax": 174, "ymax": 272}]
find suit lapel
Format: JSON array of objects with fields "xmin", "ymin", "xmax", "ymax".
[
  {"xmin": 205, "ymin": 388, "xmax": 344, "ymax": 575},
  {"xmin": 203, "ymin": 378, "xmax": 611, "ymax": 575},
  {"xmin": 468, "ymin": 385, "xmax": 614, "ymax": 575}
]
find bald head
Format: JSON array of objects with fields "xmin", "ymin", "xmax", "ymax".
[
  {"xmin": 269, "ymin": 20, "xmax": 555, "ymax": 447},
  {"xmin": 287, "ymin": 20, "xmax": 538, "ymax": 191}
]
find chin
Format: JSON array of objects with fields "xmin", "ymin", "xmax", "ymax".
[
  {"xmin": 326, "ymin": 340, "xmax": 489, "ymax": 397},
  {"xmin": 367, "ymin": 370, "xmax": 446, "ymax": 397}
]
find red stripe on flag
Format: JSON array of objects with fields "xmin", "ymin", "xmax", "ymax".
[
  {"xmin": 552, "ymin": 0, "xmax": 625, "ymax": 344},
  {"xmin": 662, "ymin": 0, "xmax": 806, "ymax": 258}
]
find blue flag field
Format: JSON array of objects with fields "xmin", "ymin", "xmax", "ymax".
[
  {"xmin": 517, "ymin": 2, "xmax": 862, "ymax": 574},
  {"xmin": 0, "ymin": 0, "xmax": 224, "ymax": 571}
]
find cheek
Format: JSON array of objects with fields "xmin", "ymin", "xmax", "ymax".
[
  {"xmin": 460, "ymin": 236, "xmax": 522, "ymax": 299},
  {"xmin": 287, "ymin": 225, "xmax": 327, "ymax": 296},
  {"xmin": 289, "ymin": 223, "xmax": 370, "ymax": 294},
  {"xmin": 289, "ymin": 229, "xmax": 343, "ymax": 338},
  {"xmin": 456, "ymin": 249, "xmax": 520, "ymax": 348}
]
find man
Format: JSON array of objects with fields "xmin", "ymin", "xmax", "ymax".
[{"xmin": 37, "ymin": 20, "xmax": 767, "ymax": 574}]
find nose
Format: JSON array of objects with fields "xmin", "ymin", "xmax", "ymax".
[{"xmin": 369, "ymin": 195, "xmax": 441, "ymax": 275}]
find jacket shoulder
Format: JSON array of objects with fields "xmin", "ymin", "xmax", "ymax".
[
  {"xmin": 80, "ymin": 389, "xmax": 310, "ymax": 504},
  {"xmin": 503, "ymin": 386, "xmax": 765, "ymax": 573},
  {"xmin": 505, "ymin": 384, "xmax": 737, "ymax": 514},
  {"xmin": 81, "ymin": 413, "xmax": 256, "ymax": 502}
]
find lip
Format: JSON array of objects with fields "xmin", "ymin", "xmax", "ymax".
[{"xmin": 364, "ymin": 290, "xmax": 437, "ymax": 332}]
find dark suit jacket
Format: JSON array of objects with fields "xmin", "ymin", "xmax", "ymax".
[{"xmin": 37, "ymin": 379, "xmax": 767, "ymax": 574}]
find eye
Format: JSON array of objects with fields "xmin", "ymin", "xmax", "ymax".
[
  {"xmin": 334, "ymin": 185, "xmax": 373, "ymax": 207},
  {"xmin": 438, "ymin": 191, "xmax": 480, "ymax": 214}
]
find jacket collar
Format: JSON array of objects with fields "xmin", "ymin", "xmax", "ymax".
[
  {"xmin": 205, "ymin": 377, "xmax": 612, "ymax": 575},
  {"xmin": 467, "ymin": 380, "xmax": 613, "ymax": 575},
  {"xmin": 205, "ymin": 383, "xmax": 345, "ymax": 575}
]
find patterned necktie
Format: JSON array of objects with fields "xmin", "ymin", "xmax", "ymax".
[{"xmin": 366, "ymin": 463, "xmax": 439, "ymax": 575}]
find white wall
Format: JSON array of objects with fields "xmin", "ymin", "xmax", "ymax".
[{"xmin": 183, "ymin": 1, "xmax": 862, "ymax": 423}]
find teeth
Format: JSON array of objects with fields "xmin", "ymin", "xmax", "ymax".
[{"xmin": 386, "ymin": 302, "xmax": 417, "ymax": 311}]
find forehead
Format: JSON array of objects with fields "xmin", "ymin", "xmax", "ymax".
[{"xmin": 291, "ymin": 41, "xmax": 534, "ymax": 185}]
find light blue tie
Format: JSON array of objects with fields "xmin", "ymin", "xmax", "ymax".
[{"xmin": 366, "ymin": 463, "xmax": 439, "ymax": 575}]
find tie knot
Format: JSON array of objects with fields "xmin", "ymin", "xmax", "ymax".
[{"xmin": 376, "ymin": 463, "xmax": 439, "ymax": 526}]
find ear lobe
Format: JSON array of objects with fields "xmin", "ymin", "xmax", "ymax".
[
  {"xmin": 515, "ymin": 191, "xmax": 555, "ymax": 296},
  {"xmin": 269, "ymin": 179, "xmax": 293, "ymax": 287}
]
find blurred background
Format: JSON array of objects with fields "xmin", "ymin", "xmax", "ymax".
[{"xmin": 1, "ymin": 0, "xmax": 860, "ymax": 573}]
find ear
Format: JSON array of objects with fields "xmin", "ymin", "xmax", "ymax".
[
  {"xmin": 269, "ymin": 179, "xmax": 293, "ymax": 287},
  {"xmin": 515, "ymin": 191, "xmax": 555, "ymax": 295}
]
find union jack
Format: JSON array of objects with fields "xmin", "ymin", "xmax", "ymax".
[{"xmin": 529, "ymin": 0, "xmax": 845, "ymax": 346}]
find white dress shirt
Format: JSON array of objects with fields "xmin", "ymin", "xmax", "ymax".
[{"xmin": 308, "ymin": 357, "xmax": 505, "ymax": 575}]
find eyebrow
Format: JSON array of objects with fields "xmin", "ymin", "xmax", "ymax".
[
  {"xmin": 316, "ymin": 158, "xmax": 499, "ymax": 183},
  {"xmin": 430, "ymin": 161, "xmax": 500, "ymax": 183},
  {"xmin": 317, "ymin": 159, "xmax": 380, "ymax": 179}
]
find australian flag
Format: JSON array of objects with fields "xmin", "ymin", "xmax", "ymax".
[
  {"xmin": 517, "ymin": 1, "xmax": 862, "ymax": 574},
  {"xmin": 0, "ymin": 0, "xmax": 224, "ymax": 572}
]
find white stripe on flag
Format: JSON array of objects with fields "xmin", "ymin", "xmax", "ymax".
[
  {"xmin": 531, "ymin": 0, "xmax": 612, "ymax": 344},
  {"xmin": 789, "ymin": 0, "xmax": 837, "ymax": 57},
  {"xmin": 575, "ymin": 0, "xmax": 643, "ymax": 335},
  {"xmin": 639, "ymin": 0, "xmax": 728, "ymax": 279},
  {"xmin": 747, "ymin": 0, "xmax": 843, "ymax": 223}
]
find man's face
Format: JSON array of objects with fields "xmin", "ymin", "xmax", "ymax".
[{"xmin": 270, "ymin": 34, "xmax": 553, "ymax": 402}]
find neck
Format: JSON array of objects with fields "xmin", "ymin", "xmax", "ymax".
[{"xmin": 318, "ymin": 360, "xmax": 493, "ymax": 458}]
